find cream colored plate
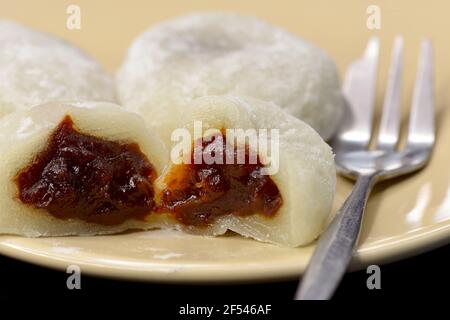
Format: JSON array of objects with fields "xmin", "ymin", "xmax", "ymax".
[
  {"xmin": 0, "ymin": 108, "xmax": 449, "ymax": 283},
  {"xmin": 2, "ymin": 0, "xmax": 450, "ymax": 283}
]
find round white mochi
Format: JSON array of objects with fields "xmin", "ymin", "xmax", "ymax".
[
  {"xmin": 117, "ymin": 12, "xmax": 345, "ymax": 142},
  {"xmin": 0, "ymin": 20, "xmax": 115, "ymax": 118},
  {"xmin": 0, "ymin": 101, "xmax": 168, "ymax": 237},
  {"xmin": 155, "ymin": 96, "xmax": 336, "ymax": 247}
]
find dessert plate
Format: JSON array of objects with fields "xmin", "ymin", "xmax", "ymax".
[{"xmin": 0, "ymin": 105, "xmax": 449, "ymax": 282}]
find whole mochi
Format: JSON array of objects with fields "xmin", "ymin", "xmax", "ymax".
[
  {"xmin": 117, "ymin": 12, "xmax": 345, "ymax": 141},
  {"xmin": 0, "ymin": 20, "xmax": 116, "ymax": 118}
]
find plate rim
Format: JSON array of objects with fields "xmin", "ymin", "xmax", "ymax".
[{"xmin": 1, "ymin": 221, "xmax": 449, "ymax": 283}]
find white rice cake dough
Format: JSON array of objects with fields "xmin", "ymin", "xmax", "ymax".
[
  {"xmin": 0, "ymin": 101, "xmax": 168, "ymax": 237},
  {"xmin": 117, "ymin": 12, "xmax": 345, "ymax": 142},
  {"xmin": 156, "ymin": 96, "xmax": 336, "ymax": 247},
  {"xmin": 0, "ymin": 97, "xmax": 334, "ymax": 247},
  {"xmin": 0, "ymin": 20, "xmax": 115, "ymax": 118}
]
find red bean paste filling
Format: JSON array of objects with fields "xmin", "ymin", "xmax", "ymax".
[
  {"xmin": 160, "ymin": 133, "xmax": 282, "ymax": 226},
  {"xmin": 15, "ymin": 116, "xmax": 156, "ymax": 225}
]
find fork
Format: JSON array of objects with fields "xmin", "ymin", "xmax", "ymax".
[{"xmin": 295, "ymin": 37, "xmax": 435, "ymax": 300}]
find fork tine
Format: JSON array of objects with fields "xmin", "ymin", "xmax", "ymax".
[
  {"xmin": 406, "ymin": 40, "xmax": 435, "ymax": 151},
  {"xmin": 376, "ymin": 36, "xmax": 403, "ymax": 151},
  {"xmin": 334, "ymin": 37, "xmax": 379, "ymax": 151}
]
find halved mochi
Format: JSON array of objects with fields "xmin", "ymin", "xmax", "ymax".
[
  {"xmin": 117, "ymin": 12, "xmax": 345, "ymax": 142},
  {"xmin": 154, "ymin": 96, "xmax": 335, "ymax": 247},
  {"xmin": 0, "ymin": 101, "xmax": 168, "ymax": 237},
  {"xmin": 0, "ymin": 99, "xmax": 334, "ymax": 246},
  {"xmin": 0, "ymin": 20, "xmax": 115, "ymax": 118}
]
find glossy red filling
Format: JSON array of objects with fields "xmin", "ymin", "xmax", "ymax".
[
  {"xmin": 159, "ymin": 133, "xmax": 282, "ymax": 226},
  {"xmin": 15, "ymin": 116, "xmax": 156, "ymax": 225}
]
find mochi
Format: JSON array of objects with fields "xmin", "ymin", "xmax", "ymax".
[
  {"xmin": 0, "ymin": 20, "xmax": 115, "ymax": 118},
  {"xmin": 0, "ymin": 97, "xmax": 335, "ymax": 247},
  {"xmin": 0, "ymin": 101, "xmax": 167, "ymax": 237},
  {"xmin": 117, "ymin": 12, "xmax": 345, "ymax": 142},
  {"xmin": 155, "ymin": 96, "xmax": 335, "ymax": 247}
]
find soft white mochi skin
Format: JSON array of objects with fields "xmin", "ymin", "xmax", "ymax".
[
  {"xmin": 0, "ymin": 20, "xmax": 115, "ymax": 118},
  {"xmin": 0, "ymin": 97, "xmax": 335, "ymax": 247},
  {"xmin": 117, "ymin": 12, "xmax": 345, "ymax": 142},
  {"xmin": 155, "ymin": 96, "xmax": 336, "ymax": 247},
  {"xmin": 0, "ymin": 102, "xmax": 168, "ymax": 237}
]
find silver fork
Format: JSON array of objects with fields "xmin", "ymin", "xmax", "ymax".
[{"xmin": 295, "ymin": 37, "xmax": 435, "ymax": 300}]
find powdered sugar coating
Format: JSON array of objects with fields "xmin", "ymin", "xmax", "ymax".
[
  {"xmin": 0, "ymin": 20, "xmax": 115, "ymax": 118},
  {"xmin": 117, "ymin": 12, "xmax": 345, "ymax": 140}
]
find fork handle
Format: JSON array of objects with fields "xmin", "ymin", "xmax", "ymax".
[{"xmin": 295, "ymin": 174, "xmax": 377, "ymax": 300}]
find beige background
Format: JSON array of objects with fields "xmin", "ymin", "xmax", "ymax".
[
  {"xmin": 1, "ymin": 0, "xmax": 450, "ymax": 281},
  {"xmin": 2, "ymin": 0, "xmax": 449, "ymax": 119}
]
